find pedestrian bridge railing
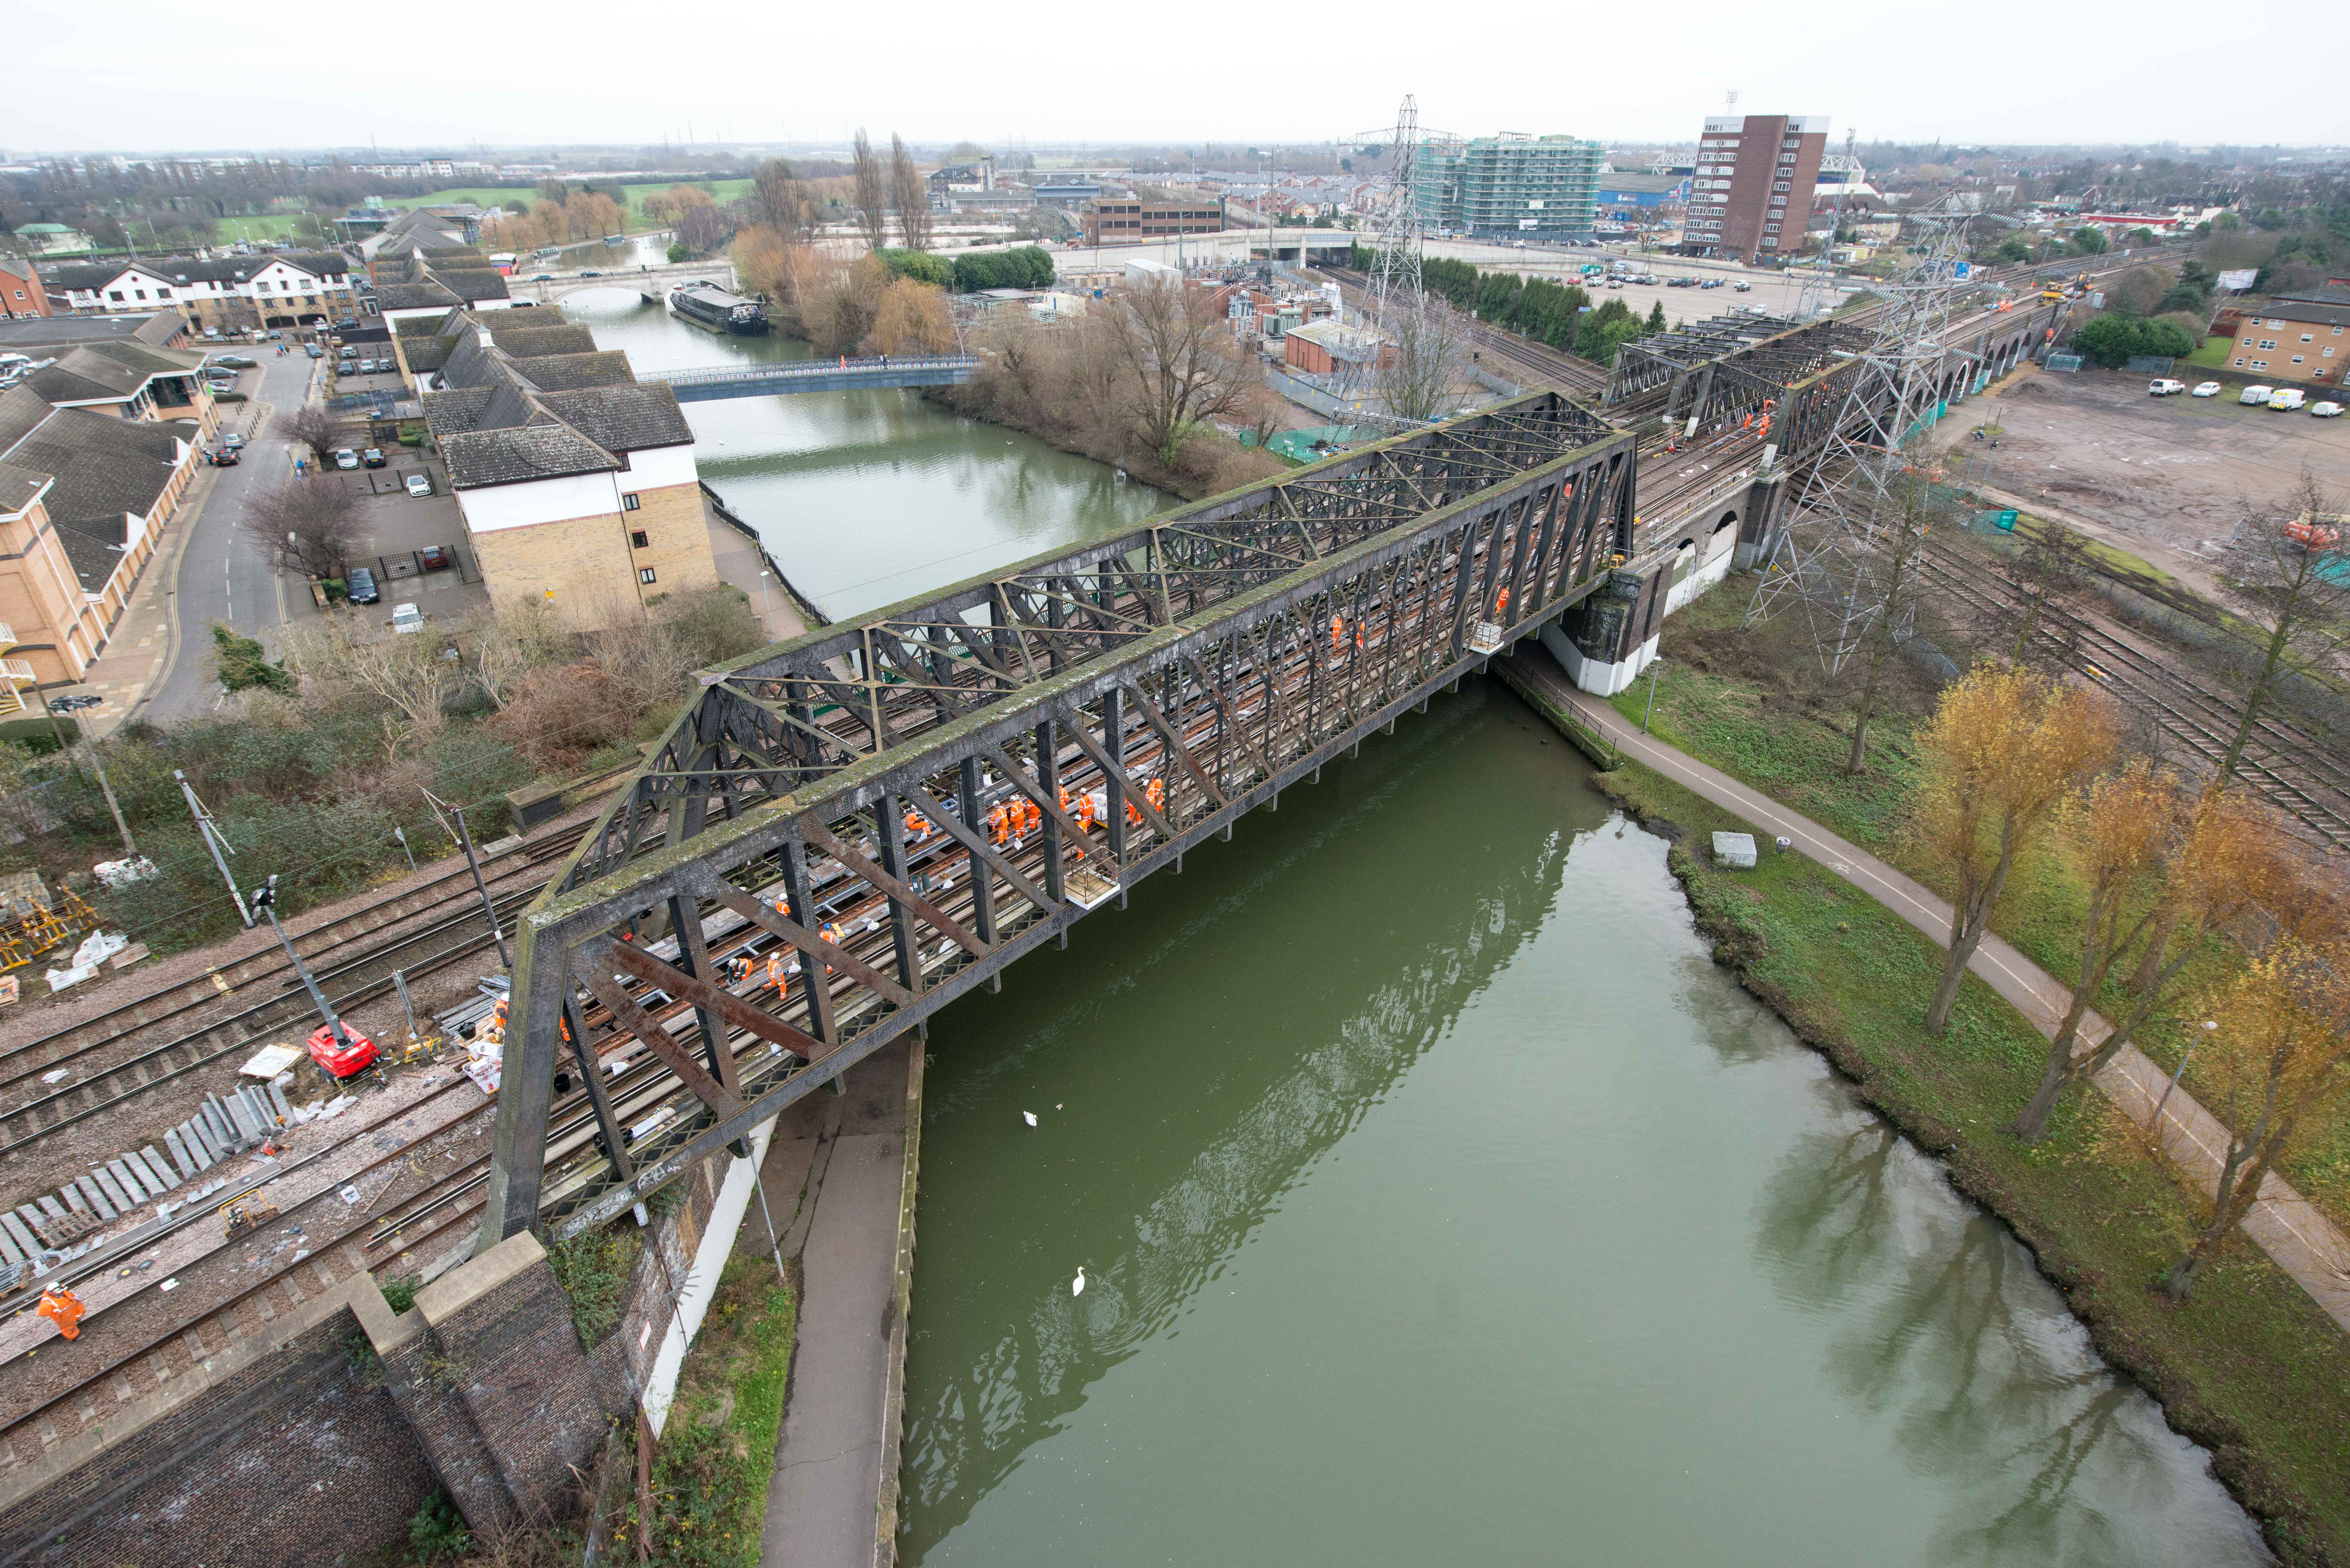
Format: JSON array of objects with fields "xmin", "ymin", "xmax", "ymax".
[{"xmin": 645, "ymin": 355, "xmax": 980, "ymax": 403}]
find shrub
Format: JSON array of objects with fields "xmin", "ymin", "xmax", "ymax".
[
  {"xmin": 0, "ymin": 716, "xmax": 74, "ymax": 755},
  {"xmin": 545, "ymin": 1227, "xmax": 640, "ymax": 1348},
  {"xmin": 209, "ymin": 622, "xmax": 294, "ymax": 693},
  {"xmin": 875, "ymin": 247, "xmax": 953, "ymax": 287}
]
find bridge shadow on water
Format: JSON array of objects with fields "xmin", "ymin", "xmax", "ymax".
[{"xmin": 900, "ymin": 678, "xmax": 1604, "ymax": 1544}]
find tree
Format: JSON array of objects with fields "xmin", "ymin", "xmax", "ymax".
[
  {"xmin": 889, "ymin": 135, "xmax": 931, "ymax": 253},
  {"xmin": 1908, "ymin": 666, "xmax": 2122, "ymax": 1035},
  {"xmin": 1999, "ymin": 519, "xmax": 2096, "ymax": 667},
  {"xmin": 850, "ymin": 130, "xmax": 887, "ymax": 253},
  {"xmin": 1841, "ymin": 468, "xmax": 1942, "ymax": 774},
  {"xmin": 2212, "ymin": 475, "xmax": 2350, "ymax": 786},
  {"xmin": 1105, "ymin": 275, "xmax": 1260, "ymax": 465},
  {"xmin": 1646, "ymin": 299, "xmax": 1667, "ymax": 332},
  {"xmin": 2159, "ymin": 941, "xmax": 2350, "ymax": 1299},
  {"xmin": 2013, "ymin": 776, "xmax": 2278, "ymax": 1141},
  {"xmin": 1375, "ymin": 295, "xmax": 1467, "ymax": 425},
  {"xmin": 236, "ymin": 479, "xmax": 359, "ymax": 581},
  {"xmin": 280, "ymin": 616, "xmax": 460, "ymax": 749},
  {"xmin": 752, "ymin": 158, "xmax": 807, "ymax": 244},
  {"xmin": 2070, "ymin": 226, "xmax": 2110, "ymax": 255},
  {"xmin": 869, "ymin": 278, "xmax": 954, "ymax": 355},
  {"xmin": 277, "ymin": 404, "xmax": 345, "ymax": 468},
  {"xmin": 1995, "ymin": 238, "xmax": 2034, "ymax": 263}
]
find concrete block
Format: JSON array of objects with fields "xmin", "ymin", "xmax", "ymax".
[
  {"xmin": 60, "ymin": 1186, "xmax": 87, "ymax": 1213},
  {"xmin": 75, "ymin": 1176, "xmax": 114, "ymax": 1220},
  {"xmin": 223, "ymin": 1097, "xmax": 257, "ymax": 1142},
  {"xmin": 36, "ymin": 1196, "xmax": 66, "ymax": 1220},
  {"xmin": 202, "ymin": 1098, "xmax": 236, "ymax": 1148},
  {"xmin": 108, "ymin": 1157, "xmax": 153, "ymax": 1202},
  {"xmin": 93, "ymin": 1167, "xmax": 131, "ymax": 1210},
  {"xmin": 268, "ymin": 1081, "xmax": 291, "ymax": 1119},
  {"xmin": 181, "ymin": 1121, "xmax": 214, "ymax": 1168},
  {"xmin": 192, "ymin": 1114, "xmax": 225, "ymax": 1161},
  {"xmin": 1711, "ymin": 831, "xmax": 1758, "ymax": 869},
  {"xmin": 0, "ymin": 1228, "xmax": 18, "ymax": 1266},
  {"xmin": 139, "ymin": 1146, "xmax": 181, "ymax": 1189},
  {"xmin": 0, "ymin": 1213, "xmax": 38, "ymax": 1259},
  {"xmin": 15, "ymin": 1206, "xmax": 46, "ymax": 1233},
  {"xmin": 165, "ymin": 1130, "xmax": 198, "ymax": 1179},
  {"xmin": 125, "ymin": 1150, "xmax": 171, "ymax": 1194}
]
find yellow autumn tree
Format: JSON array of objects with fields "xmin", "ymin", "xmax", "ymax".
[
  {"xmin": 1908, "ymin": 665, "xmax": 2121, "ymax": 1036},
  {"xmin": 869, "ymin": 278, "xmax": 954, "ymax": 356},
  {"xmin": 2160, "ymin": 941, "xmax": 2350, "ymax": 1298},
  {"xmin": 2016, "ymin": 778, "xmax": 2283, "ymax": 1141}
]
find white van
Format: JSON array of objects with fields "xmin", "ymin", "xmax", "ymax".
[
  {"xmin": 2147, "ymin": 378, "xmax": 2186, "ymax": 396},
  {"xmin": 2239, "ymin": 384, "xmax": 2274, "ymax": 405},
  {"xmin": 2268, "ymin": 388, "xmax": 2305, "ymax": 411}
]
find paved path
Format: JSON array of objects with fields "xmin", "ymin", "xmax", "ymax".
[
  {"xmin": 758, "ymin": 1040, "xmax": 920, "ymax": 1568},
  {"xmin": 1506, "ymin": 647, "xmax": 2350, "ymax": 1332}
]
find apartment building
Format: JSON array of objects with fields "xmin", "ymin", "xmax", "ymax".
[
  {"xmin": 2224, "ymin": 287, "xmax": 2349, "ymax": 384},
  {"xmin": 1681, "ymin": 115, "xmax": 1829, "ymax": 265},
  {"xmin": 1413, "ymin": 133, "xmax": 1603, "ymax": 237},
  {"xmin": 41, "ymin": 253, "xmax": 355, "ymax": 332}
]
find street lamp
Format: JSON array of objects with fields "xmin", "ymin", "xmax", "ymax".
[{"xmin": 45, "ymin": 695, "xmax": 136, "ymax": 857}]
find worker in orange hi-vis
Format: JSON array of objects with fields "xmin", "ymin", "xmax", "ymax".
[
  {"xmin": 903, "ymin": 807, "xmax": 926, "ymax": 841},
  {"xmin": 1330, "ymin": 614, "xmax": 1343, "ymax": 653},
  {"xmin": 1024, "ymin": 798, "xmax": 1042, "ymax": 835},
  {"xmin": 1495, "ymin": 587, "xmax": 1510, "ymax": 617},
  {"xmin": 766, "ymin": 952, "xmax": 787, "ymax": 992},
  {"xmin": 38, "ymin": 1287, "xmax": 84, "ymax": 1340}
]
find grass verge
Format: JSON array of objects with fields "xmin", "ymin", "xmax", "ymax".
[
  {"xmin": 1580, "ymin": 748, "xmax": 2350, "ymax": 1565},
  {"xmin": 615, "ymin": 1251, "xmax": 799, "ymax": 1568}
]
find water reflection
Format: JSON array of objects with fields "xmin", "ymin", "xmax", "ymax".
[
  {"xmin": 1757, "ymin": 1119, "xmax": 2270, "ymax": 1565},
  {"xmin": 905, "ymin": 689, "xmax": 1581, "ymax": 1540}
]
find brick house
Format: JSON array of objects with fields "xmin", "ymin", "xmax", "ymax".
[{"xmin": 2224, "ymin": 288, "xmax": 2350, "ymax": 384}]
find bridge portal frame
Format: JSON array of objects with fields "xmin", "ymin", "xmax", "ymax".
[{"xmin": 480, "ymin": 395, "xmax": 1638, "ymax": 1248}]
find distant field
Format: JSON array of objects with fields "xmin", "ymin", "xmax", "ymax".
[
  {"xmin": 390, "ymin": 179, "xmax": 754, "ymax": 230},
  {"xmin": 215, "ymin": 213, "xmax": 324, "ymax": 244}
]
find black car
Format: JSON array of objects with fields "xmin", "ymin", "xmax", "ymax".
[
  {"xmin": 210, "ymin": 448, "xmax": 241, "ymax": 466},
  {"xmin": 362, "ymin": 448, "xmax": 386, "ymax": 468},
  {"xmin": 347, "ymin": 565, "xmax": 381, "ymax": 605},
  {"xmin": 578, "ymin": 269, "xmax": 602, "ymax": 278}
]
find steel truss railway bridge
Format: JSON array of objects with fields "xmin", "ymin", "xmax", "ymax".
[{"xmin": 479, "ymin": 285, "xmax": 2073, "ymax": 1247}]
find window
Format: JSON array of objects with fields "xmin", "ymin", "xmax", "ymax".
[
  {"xmin": 621, "ymin": 493, "xmax": 640, "ymax": 511},
  {"xmin": 2233, "ymin": 358, "xmax": 2246, "ymax": 367},
  {"xmin": 630, "ymin": 529, "xmax": 649, "ymax": 548},
  {"xmin": 108, "ymin": 291, "xmax": 123, "ymax": 302},
  {"xmin": 638, "ymin": 567, "xmax": 657, "ymax": 585},
  {"xmin": 2251, "ymin": 360, "xmax": 2268, "ymax": 370},
  {"xmin": 2291, "ymin": 355, "xmax": 2304, "ymax": 364},
  {"xmin": 2258, "ymin": 340, "xmax": 2277, "ymax": 350},
  {"xmin": 2303, "ymin": 334, "xmax": 2315, "ymax": 343},
  {"xmin": 1774, "ymin": 182, "xmax": 1790, "ymax": 192}
]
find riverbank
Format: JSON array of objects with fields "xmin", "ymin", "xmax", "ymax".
[
  {"xmin": 1503, "ymin": 661, "xmax": 2350, "ymax": 1566},
  {"xmin": 921, "ymin": 385, "xmax": 1284, "ymax": 503}
]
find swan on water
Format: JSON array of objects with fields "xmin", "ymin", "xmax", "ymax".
[{"xmin": 1022, "ymin": 1111, "xmax": 1038, "ymax": 1127}]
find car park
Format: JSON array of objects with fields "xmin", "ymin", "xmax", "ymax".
[
  {"xmin": 390, "ymin": 602, "xmax": 425, "ymax": 635},
  {"xmin": 333, "ymin": 448, "xmax": 358, "ymax": 470},
  {"xmin": 2239, "ymin": 384, "xmax": 2274, "ymax": 405},
  {"xmin": 362, "ymin": 448, "xmax": 386, "ymax": 468},
  {"xmin": 2191, "ymin": 381, "xmax": 2220, "ymax": 397},
  {"xmin": 346, "ymin": 565, "xmax": 381, "ymax": 604},
  {"xmin": 2148, "ymin": 378, "xmax": 2186, "ymax": 396},
  {"xmin": 407, "ymin": 476, "xmax": 435, "ymax": 500},
  {"xmin": 2313, "ymin": 402, "xmax": 2344, "ymax": 418},
  {"xmin": 222, "ymin": 432, "xmax": 244, "ymax": 450}
]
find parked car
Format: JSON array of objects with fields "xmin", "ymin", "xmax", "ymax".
[
  {"xmin": 2313, "ymin": 402, "xmax": 2344, "ymax": 418},
  {"xmin": 390, "ymin": 602, "xmax": 425, "ymax": 635},
  {"xmin": 578, "ymin": 268, "xmax": 602, "ymax": 277},
  {"xmin": 305, "ymin": 343, "xmax": 324, "ymax": 358},
  {"xmin": 212, "ymin": 353, "xmax": 257, "ymax": 369},
  {"xmin": 333, "ymin": 448, "xmax": 358, "ymax": 470},
  {"xmin": 362, "ymin": 448, "xmax": 386, "ymax": 468},
  {"xmin": 2191, "ymin": 381, "xmax": 2221, "ymax": 397},
  {"xmin": 346, "ymin": 565, "xmax": 381, "ymax": 604},
  {"xmin": 2270, "ymin": 388, "xmax": 2306, "ymax": 411},
  {"xmin": 338, "ymin": 347, "xmax": 358, "ymax": 361},
  {"xmin": 407, "ymin": 475, "xmax": 435, "ymax": 499},
  {"xmin": 2148, "ymin": 378, "xmax": 2186, "ymax": 396},
  {"xmin": 1733, "ymin": 281, "xmax": 1752, "ymax": 291},
  {"xmin": 222, "ymin": 432, "xmax": 244, "ymax": 450},
  {"xmin": 2239, "ymin": 384, "xmax": 2274, "ymax": 405}
]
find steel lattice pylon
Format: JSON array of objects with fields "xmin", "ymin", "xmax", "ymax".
[
  {"xmin": 1363, "ymin": 94, "xmax": 1424, "ymax": 356},
  {"xmin": 1742, "ymin": 220, "xmax": 1976, "ymax": 672}
]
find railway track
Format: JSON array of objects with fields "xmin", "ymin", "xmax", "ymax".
[
  {"xmin": 1917, "ymin": 542, "xmax": 2350, "ymax": 849},
  {"xmin": 0, "ymin": 824, "xmax": 590, "ymax": 1162}
]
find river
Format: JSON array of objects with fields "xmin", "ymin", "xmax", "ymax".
[
  {"xmin": 559, "ymin": 279, "xmax": 2263, "ymax": 1563},
  {"xmin": 898, "ymin": 684, "xmax": 2265, "ymax": 1566},
  {"xmin": 550, "ymin": 275, "xmax": 1162, "ymax": 620}
]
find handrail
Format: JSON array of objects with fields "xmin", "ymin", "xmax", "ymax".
[{"xmin": 647, "ymin": 354, "xmax": 978, "ymax": 387}]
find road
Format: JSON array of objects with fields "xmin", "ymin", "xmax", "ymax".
[{"xmin": 139, "ymin": 346, "xmax": 312, "ymax": 725}]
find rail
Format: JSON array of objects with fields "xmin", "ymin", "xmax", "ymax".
[{"xmin": 647, "ymin": 354, "xmax": 978, "ymax": 389}]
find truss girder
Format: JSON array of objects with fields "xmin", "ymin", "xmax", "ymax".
[{"xmin": 478, "ymin": 417, "xmax": 1639, "ymax": 1247}]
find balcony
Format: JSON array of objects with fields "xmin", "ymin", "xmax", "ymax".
[{"xmin": 0, "ymin": 658, "xmax": 38, "ymax": 717}]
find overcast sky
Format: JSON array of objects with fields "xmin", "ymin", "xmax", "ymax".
[{"xmin": 4, "ymin": 0, "xmax": 2338, "ymax": 156}]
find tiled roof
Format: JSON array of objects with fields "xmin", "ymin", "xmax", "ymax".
[
  {"xmin": 375, "ymin": 280, "xmax": 464, "ymax": 312},
  {"xmin": 0, "ymin": 314, "xmax": 175, "ymax": 352},
  {"xmin": 485, "ymin": 323, "xmax": 597, "ymax": 358},
  {"xmin": 509, "ymin": 351, "xmax": 634, "ymax": 391},
  {"xmin": 0, "ymin": 462, "xmax": 49, "ymax": 518},
  {"xmin": 0, "ymin": 387, "xmax": 58, "ymax": 456},
  {"xmin": 4, "ymin": 408, "xmax": 188, "ymax": 581},
  {"xmin": 537, "ymin": 383, "xmax": 693, "ymax": 453},
  {"xmin": 21, "ymin": 342, "xmax": 200, "ymax": 405},
  {"xmin": 439, "ymin": 423, "xmax": 619, "ymax": 489},
  {"xmin": 432, "ymin": 269, "xmax": 512, "ymax": 302}
]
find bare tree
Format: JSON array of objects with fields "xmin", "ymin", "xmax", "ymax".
[
  {"xmin": 276, "ymin": 404, "xmax": 346, "ymax": 467},
  {"xmin": 236, "ymin": 479, "xmax": 359, "ymax": 580},
  {"xmin": 2214, "ymin": 472, "xmax": 2349, "ymax": 784},
  {"xmin": 1840, "ymin": 469, "xmax": 1943, "ymax": 774},
  {"xmin": 279, "ymin": 617, "xmax": 459, "ymax": 747},
  {"xmin": 1374, "ymin": 295, "xmax": 1468, "ymax": 425},
  {"xmin": 752, "ymin": 158, "xmax": 807, "ymax": 245},
  {"xmin": 1105, "ymin": 277, "xmax": 1262, "ymax": 466},
  {"xmin": 851, "ymin": 130, "xmax": 888, "ymax": 253},
  {"xmin": 1998, "ymin": 518, "xmax": 2096, "ymax": 667},
  {"xmin": 890, "ymin": 135, "xmax": 932, "ymax": 253},
  {"xmin": 452, "ymin": 600, "xmax": 572, "ymax": 710}
]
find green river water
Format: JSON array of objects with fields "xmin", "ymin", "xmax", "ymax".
[{"xmin": 562, "ymin": 284, "xmax": 2263, "ymax": 1565}]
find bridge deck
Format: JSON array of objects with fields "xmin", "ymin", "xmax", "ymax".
[{"xmin": 647, "ymin": 354, "xmax": 979, "ymax": 402}]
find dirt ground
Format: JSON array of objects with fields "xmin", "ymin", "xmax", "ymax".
[{"xmin": 1925, "ymin": 364, "xmax": 2350, "ymax": 590}]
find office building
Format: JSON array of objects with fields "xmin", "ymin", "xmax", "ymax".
[{"xmin": 1413, "ymin": 134, "xmax": 1603, "ymax": 237}]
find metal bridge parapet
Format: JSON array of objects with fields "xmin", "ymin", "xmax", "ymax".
[{"xmin": 478, "ymin": 394, "xmax": 1638, "ymax": 1246}]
